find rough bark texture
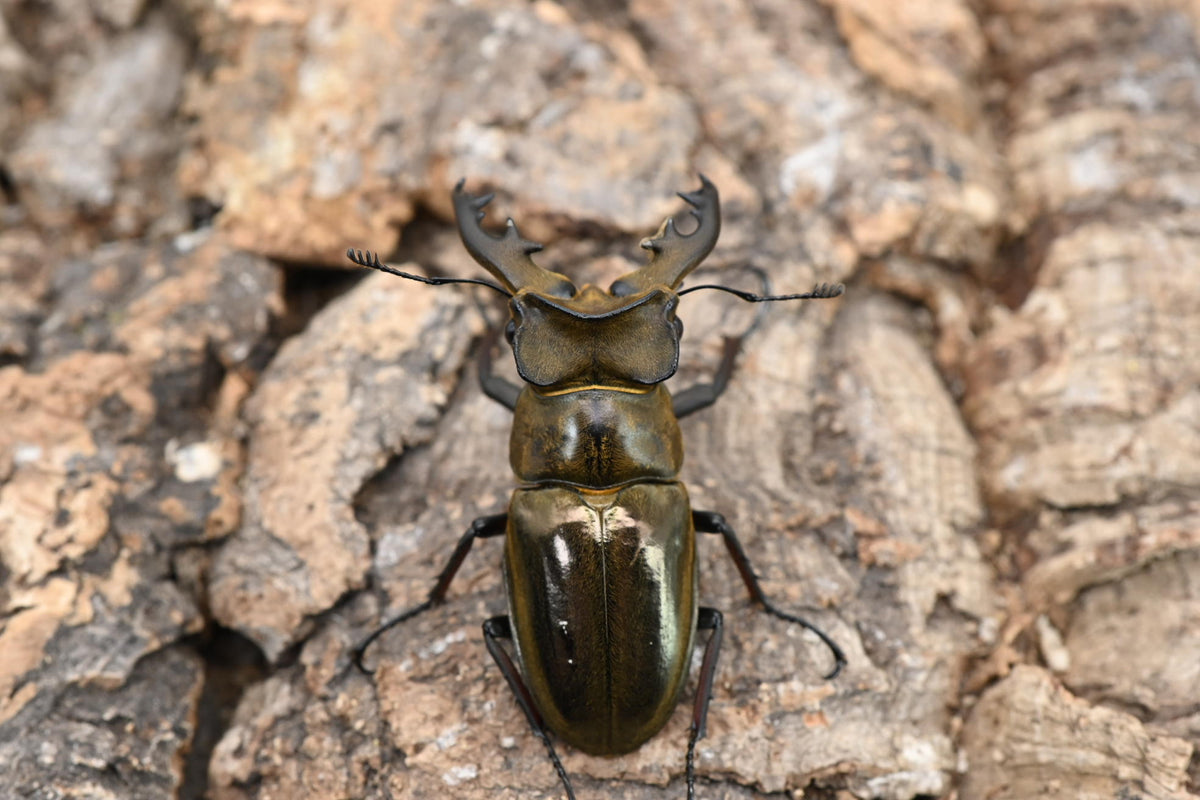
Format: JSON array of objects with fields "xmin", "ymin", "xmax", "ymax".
[{"xmin": 1, "ymin": 1, "xmax": 1198, "ymax": 799}]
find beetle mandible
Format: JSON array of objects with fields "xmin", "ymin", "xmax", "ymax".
[{"xmin": 348, "ymin": 177, "xmax": 846, "ymax": 799}]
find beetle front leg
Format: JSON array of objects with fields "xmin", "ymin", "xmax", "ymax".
[
  {"xmin": 671, "ymin": 336, "xmax": 742, "ymax": 419},
  {"xmin": 673, "ymin": 263, "xmax": 779, "ymax": 419},
  {"xmin": 478, "ymin": 327, "xmax": 522, "ymax": 410},
  {"xmin": 483, "ymin": 615, "xmax": 577, "ymax": 800},
  {"xmin": 693, "ymin": 510, "xmax": 847, "ymax": 679},
  {"xmin": 354, "ymin": 513, "xmax": 508, "ymax": 672}
]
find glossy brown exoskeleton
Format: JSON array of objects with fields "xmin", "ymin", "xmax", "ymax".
[{"xmin": 349, "ymin": 177, "xmax": 845, "ymax": 799}]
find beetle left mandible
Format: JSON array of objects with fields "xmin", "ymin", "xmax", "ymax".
[{"xmin": 348, "ymin": 176, "xmax": 846, "ymax": 799}]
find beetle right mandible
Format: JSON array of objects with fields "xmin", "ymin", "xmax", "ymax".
[{"xmin": 348, "ymin": 176, "xmax": 845, "ymax": 799}]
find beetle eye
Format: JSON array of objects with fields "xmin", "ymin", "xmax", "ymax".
[
  {"xmin": 505, "ymin": 320, "xmax": 517, "ymax": 345},
  {"xmin": 673, "ymin": 318, "xmax": 683, "ymax": 338}
]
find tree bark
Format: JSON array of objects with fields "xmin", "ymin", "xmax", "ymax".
[{"xmin": 1, "ymin": 1, "xmax": 1198, "ymax": 798}]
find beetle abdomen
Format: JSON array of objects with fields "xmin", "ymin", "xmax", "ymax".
[{"xmin": 504, "ymin": 482, "xmax": 697, "ymax": 755}]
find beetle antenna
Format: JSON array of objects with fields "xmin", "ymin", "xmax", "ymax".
[
  {"xmin": 679, "ymin": 265, "xmax": 841, "ymax": 342},
  {"xmin": 678, "ymin": 280, "xmax": 845, "ymax": 302},
  {"xmin": 346, "ymin": 248, "xmax": 513, "ymax": 297}
]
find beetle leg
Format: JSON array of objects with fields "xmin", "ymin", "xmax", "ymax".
[
  {"xmin": 483, "ymin": 615, "xmax": 576, "ymax": 800},
  {"xmin": 671, "ymin": 336, "xmax": 743, "ymax": 418},
  {"xmin": 674, "ymin": 262, "xmax": 778, "ymax": 419},
  {"xmin": 693, "ymin": 510, "xmax": 847, "ymax": 679},
  {"xmin": 354, "ymin": 513, "xmax": 508, "ymax": 673},
  {"xmin": 478, "ymin": 327, "xmax": 522, "ymax": 410},
  {"xmin": 687, "ymin": 607, "xmax": 723, "ymax": 800}
]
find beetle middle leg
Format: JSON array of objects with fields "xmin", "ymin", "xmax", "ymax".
[
  {"xmin": 483, "ymin": 615, "xmax": 576, "ymax": 800},
  {"xmin": 693, "ymin": 510, "xmax": 847, "ymax": 679},
  {"xmin": 354, "ymin": 512, "xmax": 507, "ymax": 672}
]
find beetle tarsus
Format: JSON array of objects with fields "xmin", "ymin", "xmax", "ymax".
[
  {"xmin": 686, "ymin": 724, "xmax": 701, "ymax": 800},
  {"xmin": 759, "ymin": 599, "xmax": 847, "ymax": 680},
  {"xmin": 533, "ymin": 730, "xmax": 575, "ymax": 800},
  {"xmin": 693, "ymin": 509, "xmax": 847, "ymax": 679},
  {"xmin": 686, "ymin": 607, "xmax": 724, "ymax": 799},
  {"xmin": 352, "ymin": 598, "xmax": 434, "ymax": 674},
  {"xmin": 484, "ymin": 615, "xmax": 577, "ymax": 800},
  {"xmin": 353, "ymin": 513, "xmax": 508, "ymax": 673}
]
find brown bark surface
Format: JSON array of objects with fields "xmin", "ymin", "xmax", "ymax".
[{"xmin": 1, "ymin": 1, "xmax": 1197, "ymax": 798}]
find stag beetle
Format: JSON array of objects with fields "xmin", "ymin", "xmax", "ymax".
[{"xmin": 348, "ymin": 177, "xmax": 845, "ymax": 799}]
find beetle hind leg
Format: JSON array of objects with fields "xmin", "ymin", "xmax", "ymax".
[
  {"xmin": 686, "ymin": 607, "xmax": 724, "ymax": 800},
  {"xmin": 693, "ymin": 510, "xmax": 847, "ymax": 679},
  {"xmin": 483, "ymin": 615, "xmax": 577, "ymax": 800}
]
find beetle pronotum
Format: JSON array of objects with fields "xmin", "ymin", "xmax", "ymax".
[{"xmin": 349, "ymin": 177, "xmax": 845, "ymax": 798}]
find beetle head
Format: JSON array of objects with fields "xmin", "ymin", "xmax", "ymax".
[
  {"xmin": 451, "ymin": 177, "xmax": 715, "ymax": 388},
  {"xmin": 505, "ymin": 285, "xmax": 682, "ymax": 388},
  {"xmin": 452, "ymin": 178, "xmax": 719, "ymax": 390}
]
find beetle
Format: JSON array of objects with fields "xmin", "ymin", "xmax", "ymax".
[{"xmin": 348, "ymin": 177, "xmax": 845, "ymax": 799}]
